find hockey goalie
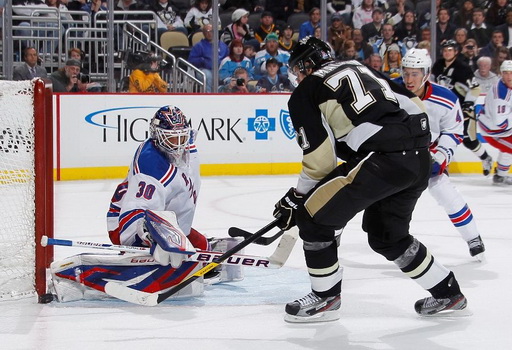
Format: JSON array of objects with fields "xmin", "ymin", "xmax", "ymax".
[{"xmin": 49, "ymin": 105, "xmax": 243, "ymax": 302}]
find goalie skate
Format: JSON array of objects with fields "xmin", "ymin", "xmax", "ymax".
[
  {"xmin": 204, "ymin": 237, "xmax": 245, "ymax": 284},
  {"xmin": 414, "ymin": 293, "xmax": 467, "ymax": 316},
  {"xmin": 284, "ymin": 292, "xmax": 341, "ymax": 323}
]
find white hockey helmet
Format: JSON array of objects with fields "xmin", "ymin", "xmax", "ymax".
[
  {"xmin": 401, "ymin": 48, "xmax": 432, "ymax": 90},
  {"xmin": 500, "ymin": 60, "xmax": 512, "ymax": 72},
  {"xmin": 150, "ymin": 105, "xmax": 191, "ymax": 166},
  {"xmin": 401, "ymin": 48, "xmax": 432, "ymax": 75}
]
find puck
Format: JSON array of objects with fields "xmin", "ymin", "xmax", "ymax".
[{"xmin": 38, "ymin": 293, "xmax": 54, "ymax": 304}]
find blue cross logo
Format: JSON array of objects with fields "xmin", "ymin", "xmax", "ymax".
[{"xmin": 248, "ymin": 109, "xmax": 276, "ymax": 140}]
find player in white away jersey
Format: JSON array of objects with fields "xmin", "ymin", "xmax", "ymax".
[
  {"xmin": 478, "ymin": 60, "xmax": 512, "ymax": 185},
  {"xmin": 401, "ymin": 49, "xmax": 485, "ymax": 259},
  {"xmin": 107, "ymin": 105, "xmax": 208, "ymax": 252}
]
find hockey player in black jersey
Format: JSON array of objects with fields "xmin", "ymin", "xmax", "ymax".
[
  {"xmin": 432, "ymin": 39, "xmax": 494, "ymax": 175},
  {"xmin": 273, "ymin": 36, "xmax": 467, "ymax": 323}
]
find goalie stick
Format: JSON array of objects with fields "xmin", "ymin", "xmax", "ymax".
[
  {"xmin": 40, "ymin": 236, "xmax": 288, "ymax": 269},
  {"xmin": 228, "ymin": 227, "xmax": 285, "ymax": 245},
  {"xmin": 104, "ymin": 220, "xmax": 298, "ymax": 306}
]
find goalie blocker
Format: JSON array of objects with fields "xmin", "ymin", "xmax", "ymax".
[{"xmin": 48, "ymin": 210, "xmax": 244, "ymax": 302}]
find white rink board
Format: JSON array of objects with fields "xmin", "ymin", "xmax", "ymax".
[
  {"xmin": 55, "ymin": 94, "xmax": 301, "ymax": 168},
  {"xmin": 54, "ymin": 93, "xmax": 490, "ymax": 174}
]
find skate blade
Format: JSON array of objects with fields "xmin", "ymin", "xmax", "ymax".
[
  {"xmin": 284, "ymin": 310, "xmax": 341, "ymax": 323},
  {"xmin": 472, "ymin": 252, "xmax": 486, "ymax": 262},
  {"xmin": 420, "ymin": 307, "xmax": 473, "ymax": 318}
]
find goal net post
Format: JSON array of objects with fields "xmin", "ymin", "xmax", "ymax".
[{"xmin": 0, "ymin": 79, "xmax": 54, "ymax": 301}]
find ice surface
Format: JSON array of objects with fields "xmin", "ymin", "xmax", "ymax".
[{"xmin": 2, "ymin": 175, "xmax": 511, "ymax": 350}]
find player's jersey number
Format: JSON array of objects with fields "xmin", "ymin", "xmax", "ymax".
[
  {"xmin": 136, "ymin": 181, "xmax": 155, "ymax": 200},
  {"xmin": 324, "ymin": 66, "xmax": 397, "ymax": 114}
]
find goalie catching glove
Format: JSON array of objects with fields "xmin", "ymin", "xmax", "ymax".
[
  {"xmin": 143, "ymin": 210, "xmax": 193, "ymax": 268},
  {"xmin": 273, "ymin": 187, "xmax": 304, "ymax": 231}
]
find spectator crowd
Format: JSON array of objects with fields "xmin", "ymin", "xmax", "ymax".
[{"xmin": 6, "ymin": 0, "xmax": 512, "ymax": 93}]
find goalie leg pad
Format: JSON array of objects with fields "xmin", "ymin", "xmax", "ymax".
[
  {"xmin": 49, "ymin": 253, "xmax": 204, "ymax": 302},
  {"xmin": 210, "ymin": 237, "xmax": 245, "ymax": 282}
]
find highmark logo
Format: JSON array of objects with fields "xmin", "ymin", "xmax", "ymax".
[
  {"xmin": 248, "ymin": 109, "xmax": 276, "ymax": 140},
  {"xmin": 84, "ymin": 106, "xmax": 157, "ymax": 142}
]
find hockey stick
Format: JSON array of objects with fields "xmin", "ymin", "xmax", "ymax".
[
  {"xmin": 228, "ymin": 227, "xmax": 285, "ymax": 245},
  {"xmin": 40, "ymin": 235, "xmax": 286, "ymax": 269},
  {"xmin": 41, "ymin": 236, "xmax": 152, "ymax": 253},
  {"xmin": 104, "ymin": 219, "xmax": 295, "ymax": 306}
]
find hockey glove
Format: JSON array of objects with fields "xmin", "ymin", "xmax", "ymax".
[
  {"xmin": 461, "ymin": 101, "xmax": 475, "ymax": 120},
  {"xmin": 273, "ymin": 187, "xmax": 304, "ymax": 231},
  {"xmin": 430, "ymin": 150, "xmax": 448, "ymax": 177},
  {"xmin": 144, "ymin": 211, "xmax": 189, "ymax": 268},
  {"xmin": 137, "ymin": 221, "xmax": 181, "ymax": 266}
]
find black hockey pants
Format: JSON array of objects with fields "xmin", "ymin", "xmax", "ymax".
[{"xmin": 296, "ymin": 148, "xmax": 430, "ymax": 262}]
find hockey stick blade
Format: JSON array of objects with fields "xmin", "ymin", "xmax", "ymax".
[
  {"xmin": 105, "ymin": 218, "xmax": 280, "ymax": 306},
  {"xmin": 228, "ymin": 227, "xmax": 285, "ymax": 245},
  {"xmin": 267, "ymin": 227, "xmax": 298, "ymax": 266}
]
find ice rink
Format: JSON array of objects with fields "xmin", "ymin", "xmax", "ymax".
[{"xmin": 2, "ymin": 174, "xmax": 511, "ymax": 350}]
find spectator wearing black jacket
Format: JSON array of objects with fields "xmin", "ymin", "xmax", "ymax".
[{"xmin": 467, "ymin": 8, "xmax": 494, "ymax": 49}]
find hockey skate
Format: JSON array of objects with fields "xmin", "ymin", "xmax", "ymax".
[
  {"xmin": 493, "ymin": 173, "xmax": 512, "ymax": 186},
  {"xmin": 467, "ymin": 236, "xmax": 485, "ymax": 260},
  {"xmin": 203, "ymin": 267, "xmax": 222, "ymax": 285},
  {"xmin": 482, "ymin": 155, "xmax": 493, "ymax": 176},
  {"xmin": 202, "ymin": 237, "xmax": 244, "ymax": 285},
  {"xmin": 284, "ymin": 292, "xmax": 341, "ymax": 323},
  {"xmin": 414, "ymin": 293, "xmax": 467, "ymax": 316}
]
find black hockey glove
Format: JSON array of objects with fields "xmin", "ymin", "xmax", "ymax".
[
  {"xmin": 273, "ymin": 188, "xmax": 304, "ymax": 231},
  {"xmin": 461, "ymin": 101, "xmax": 475, "ymax": 120}
]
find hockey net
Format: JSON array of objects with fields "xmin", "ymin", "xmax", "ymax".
[{"xmin": 0, "ymin": 79, "xmax": 53, "ymax": 301}]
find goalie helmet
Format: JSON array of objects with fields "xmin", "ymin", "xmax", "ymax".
[
  {"xmin": 150, "ymin": 105, "xmax": 191, "ymax": 166},
  {"xmin": 288, "ymin": 36, "xmax": 333, "ymax": 74}
]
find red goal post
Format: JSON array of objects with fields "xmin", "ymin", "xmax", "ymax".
[{"xmin": 0, "ymin": 79, "xmax": 54, "ymax": 301}]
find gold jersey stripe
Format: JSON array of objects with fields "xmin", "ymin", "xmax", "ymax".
[{"xmin": 304, "ymin": 153, "xmax": 371, "ymax": 217}]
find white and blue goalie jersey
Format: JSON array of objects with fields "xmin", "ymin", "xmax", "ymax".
[{"xmin": 107, "ymin": 139, "xmax": 200, "ymax": 246}]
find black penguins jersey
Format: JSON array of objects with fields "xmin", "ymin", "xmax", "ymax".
[
  {"xmin": 432, "ymin": 58, "xmax": 480, "ymax": 104},
  {"xmin": 287, "ymin": 60, "xmax": 430, "ymax": 190}
]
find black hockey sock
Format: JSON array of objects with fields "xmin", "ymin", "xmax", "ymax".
[
  {"xmin": 428, "ymin": 271, "xmax": 461, "ymax": 299},
  {"xmin": 480, "ymin": 151, "xmax": 490, "ymax": 160}
]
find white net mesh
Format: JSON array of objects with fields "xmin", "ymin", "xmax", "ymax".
[{"xmin": 0, "ymin": 80, "xmax": 36, "ymax": 300}]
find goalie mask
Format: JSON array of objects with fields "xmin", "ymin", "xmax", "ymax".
[
  {"xmin": 150, "ymin": 105, "xmax": 191, "ymax": 166},
  {"xmin": 288, "ymin": 36, "xmax": 333, "ymax": 76}
]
